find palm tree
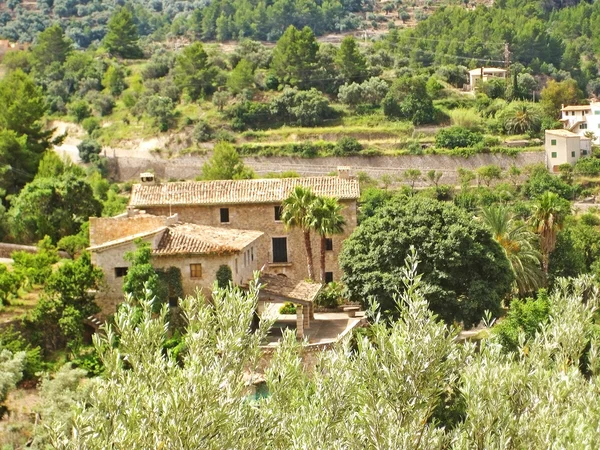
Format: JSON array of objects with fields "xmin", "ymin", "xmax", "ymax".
[
  {"xmin": 281, "ymin": 186, "xmax": 317, "ymax": 280},
  {"xmin": 530, "ymin": 191, "xmax": 570, "ymax": 274},
  {"xmin": 480, "ymin": 204, "xmax": 544, "ymax": 296},
  {"xmin": 311, "ymin": 197, "xmax": 346, "ymax": 283},
  {"xmin": 503, "ymin": 103, "xmax": 541, "ymax": 135}
]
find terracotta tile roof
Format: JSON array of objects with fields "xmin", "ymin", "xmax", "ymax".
[
  {"xmin": 257, "ymin": 273, "xmax": 322, "ymax": 304},
  {"xmin": 129, "ymin": 177, "xmax": 360, "ymax": 207},
  {"xmin": 88, "ymin": 227, "xmax": 167, "ymax": 253},
  {"xmin": 154, "ymin": 223, "xmax": 263, "ymax": 256},
  {"xmin": 88, "ymin": 222, "xmax": 262, "ymax": 256}
]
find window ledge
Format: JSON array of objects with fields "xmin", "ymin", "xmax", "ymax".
[{"xmin": 269, "ymin": 262, "xmax": 292, "ymax": 267}]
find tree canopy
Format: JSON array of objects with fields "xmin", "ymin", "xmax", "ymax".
[
  {"xmin": 103, "ymin": 7, "xmax": 143, "ymax": 59},
  {"xmin": 201, "ymin": 142, "xmax": 255, "ymax": 181},
  {"xmin": 340, "ymin": 196, "xmax": 514, "ymax": 328}
]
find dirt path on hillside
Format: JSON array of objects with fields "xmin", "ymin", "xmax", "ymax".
[{"xmin": 50, "ymin": 120, "xmax": 162, "ymax": 162}]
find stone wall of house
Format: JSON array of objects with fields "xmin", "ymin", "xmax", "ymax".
[
  {"xmin": 92, "ymin": 234, "xmax": 263, "ymax": 316},
  {"xmin": 108, "ymin": 152, "xmax": 545, "ymax": 184},
  {"xmin": 89, "ymin": 214, "xmax": 172, "ymax": 246},
  {"xmin": 139, "ymin": 199, "xmax": 358, "ymax": 282}
]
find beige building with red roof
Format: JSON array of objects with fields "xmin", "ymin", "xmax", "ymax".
[
  {"xmin": 89, "ymin": 211, "xmax": 265, "ymax": 313},
  {"xmin": 127, "ymin": 173, "xmax": 360, "ymax": 284},
  {"xmin": 88, "ymin": 173, "xmax": 360, "ymax": 319}
]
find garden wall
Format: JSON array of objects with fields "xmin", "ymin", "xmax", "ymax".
[{"xmin": 107, "ymin": 152, "xmax": 545, "ymax": 185}]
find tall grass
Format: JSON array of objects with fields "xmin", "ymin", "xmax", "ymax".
[{"xmin": 449, "ymin": 108, "xmax": 485, "ymax": 132}]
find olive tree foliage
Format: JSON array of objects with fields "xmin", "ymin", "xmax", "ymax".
[
  {"xmin": 0, "ymin": 345, "xmax": 25, "ymax": 413},
  {"xmin": 46, "ymin": 259, "xmax": 468, "ymax": 449},
  {"xmin": 338, "ymin": 77, "xmax": 389, "ymax": 107},
  {"xmin": 453, "ymin": 276, "xmax": 600, "ymax": 448},
  {"xmin": 44, "ymin": 263, "xmax": 600, "ymax": 448}
]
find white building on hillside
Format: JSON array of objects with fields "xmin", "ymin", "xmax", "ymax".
[
  {"xmin": 467, "ymin": 67, "xmax": 507, "ymax": 91},
  {"xmin": 560, "ymin": 102, "xmax": 600, "ymax": 142},
  {"xmin": 545, "ymin": 129, "xmax": 591, "ymax": 172}
]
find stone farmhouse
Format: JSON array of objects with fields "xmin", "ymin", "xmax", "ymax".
[
  {"xmin": 126, "ymin": 171, "xmax": 360, "ymax": 283},
  {"xmin": 88, "ymin": 173, "xmax": 360, "ymax": 337},
  {"xmin": 89, "ymin": 212, "xmax": 264, "ymax": 313}
]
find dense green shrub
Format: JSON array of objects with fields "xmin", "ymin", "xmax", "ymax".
[
  {"xmin": 71, "ymin": 348, "xmax": 104, "ymax": 377},
  {"xmin": 575, "ymin": 157, "xmax": 600, "ymax": 176},
  {"xmin": 334, "ymin": 137, "xmax": 362, "ymax": 155},
  {"xmin": 493, "ymin": 290, "xmax": 550, "ymax": 352},
  {"xmin": 0, "ymin": 265, "xmax": 21, "ymax": 305},
  {"xmin": 435, "ymin": 126, "xmax": 483, "ymax": 149},
  {"xmin": 340, "ymin": 197, "xmax": 514, "ymax": 328},
  {"xmin": 11, "ymin": 238, "xmax": 59, "ymax": 286},
  {"xmin": 523, "ymin": 165, "xmax": 574, "ymax": 199},
  {"xmin": 193, "ymin": 120, "xmax": 213, "ymax": 143},
  {"xmin": 382, "ymin": 76, "xmax": 437, "ymax": 125},
  {"xmin": 68, "ymin": 100, "xmax": 91, "ymax": 123},
  {"xmin": 227, "ymin": 101, "xmax": 272, "ymax": 131},
  {"xmin": 279, "ymin": 302, "xmax": 297, "ymax": 314},
  {"xmin": 0, "ymin": 327, "xmax": 43, "ymax": 380},
  {"xmin": 315, "ymin": 282, "xmax": 344, "ymax": 308},
  {"xmin": 270, "ymin": 87, "xmax": 333, "ymax": 127},
  {"xmin": 77, "ymin": 138, "xmax": 102, "ymax": 163},
  {"xmin": 81, "ymin": 117, "xmax": 100, "ymax": 135},
  {"xmin": 216, "ymin": 265, "xmax": 233, "ymax": 289}
]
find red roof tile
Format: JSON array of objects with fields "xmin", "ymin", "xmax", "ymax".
[{"xmin": 130, "ymin": 177, "xmax": 360, "ymax": 207}]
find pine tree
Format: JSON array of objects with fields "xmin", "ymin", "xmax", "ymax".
[
  {"xmin": 103, "ymin": 7, "xmax": 143, "ymax": 59},
  {"xmin": 271, "ymin": 26, "xmax": 319, "ymax": 88},
  {"xmin": 336, "ymin": 36, "xmax": 367, "ymax": 83},
  {"xmin": 174, "ymin": 42, "xmax": 218, "ymax": 101},
  {"xmin": 227, "ymin": 59, "xmax": 255, "ymax": 94},
  {"xmin": 31, "ymin": 24, "xmax": 72, "ymax": 72}
]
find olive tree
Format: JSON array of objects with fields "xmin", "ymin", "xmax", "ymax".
[{"xmin": 45, "ymin": 262, "xmax": 600, "ymax": 448}]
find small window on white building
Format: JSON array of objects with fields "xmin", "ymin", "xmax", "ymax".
[
  {"xmin": 595, "ymin": 110, "xmax": 600, "ymax": 115},
  {"xmin": 551, "ymin": 139, "xmax": 557, "ymax": 146},
  {"xmin": 580, "ymin": 123, "xmax": 588, "ymax": 130},
  {"xmin": 571, "ymin": 151, "xmax": 576, "ymax": 157},
  {"xmin": 551, "ymin": 152, "xmax": 557, "ymax": 158}
]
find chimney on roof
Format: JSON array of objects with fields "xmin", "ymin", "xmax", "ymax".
[
  {"xmin": 140, "ymin": 172, "xmax": 155, "ymax": 184},
  {"xmin": 126, "ymin": 208, "xmax": 142, "ymax": 217},
  {"xmin": 337, "ymin": 166, "xmax": 352, "ymax": 179},
  {"xmin": 166, "ymin": 213, "xmax": 179, "ymax": 225}
]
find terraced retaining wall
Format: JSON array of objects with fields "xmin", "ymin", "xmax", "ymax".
[{"xmin": 108, "ymin": 152, "xmax": 545, "ymax": 185}]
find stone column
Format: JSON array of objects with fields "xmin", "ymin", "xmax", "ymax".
[
  {"xmin": 296, "ymin": 304, "xmax": 304, "ymax": 340},
  {"xmin": 309, "ymin": 302, "xmax": 315, "ymax": 320},
  {"xmin": 303, "ymin": 304, "xmax": 310, "ymax": 330}
]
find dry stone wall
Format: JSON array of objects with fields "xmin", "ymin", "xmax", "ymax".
[{"xmin": 108, "ymin": 152, "xmax": 545, "ymax": 185}]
